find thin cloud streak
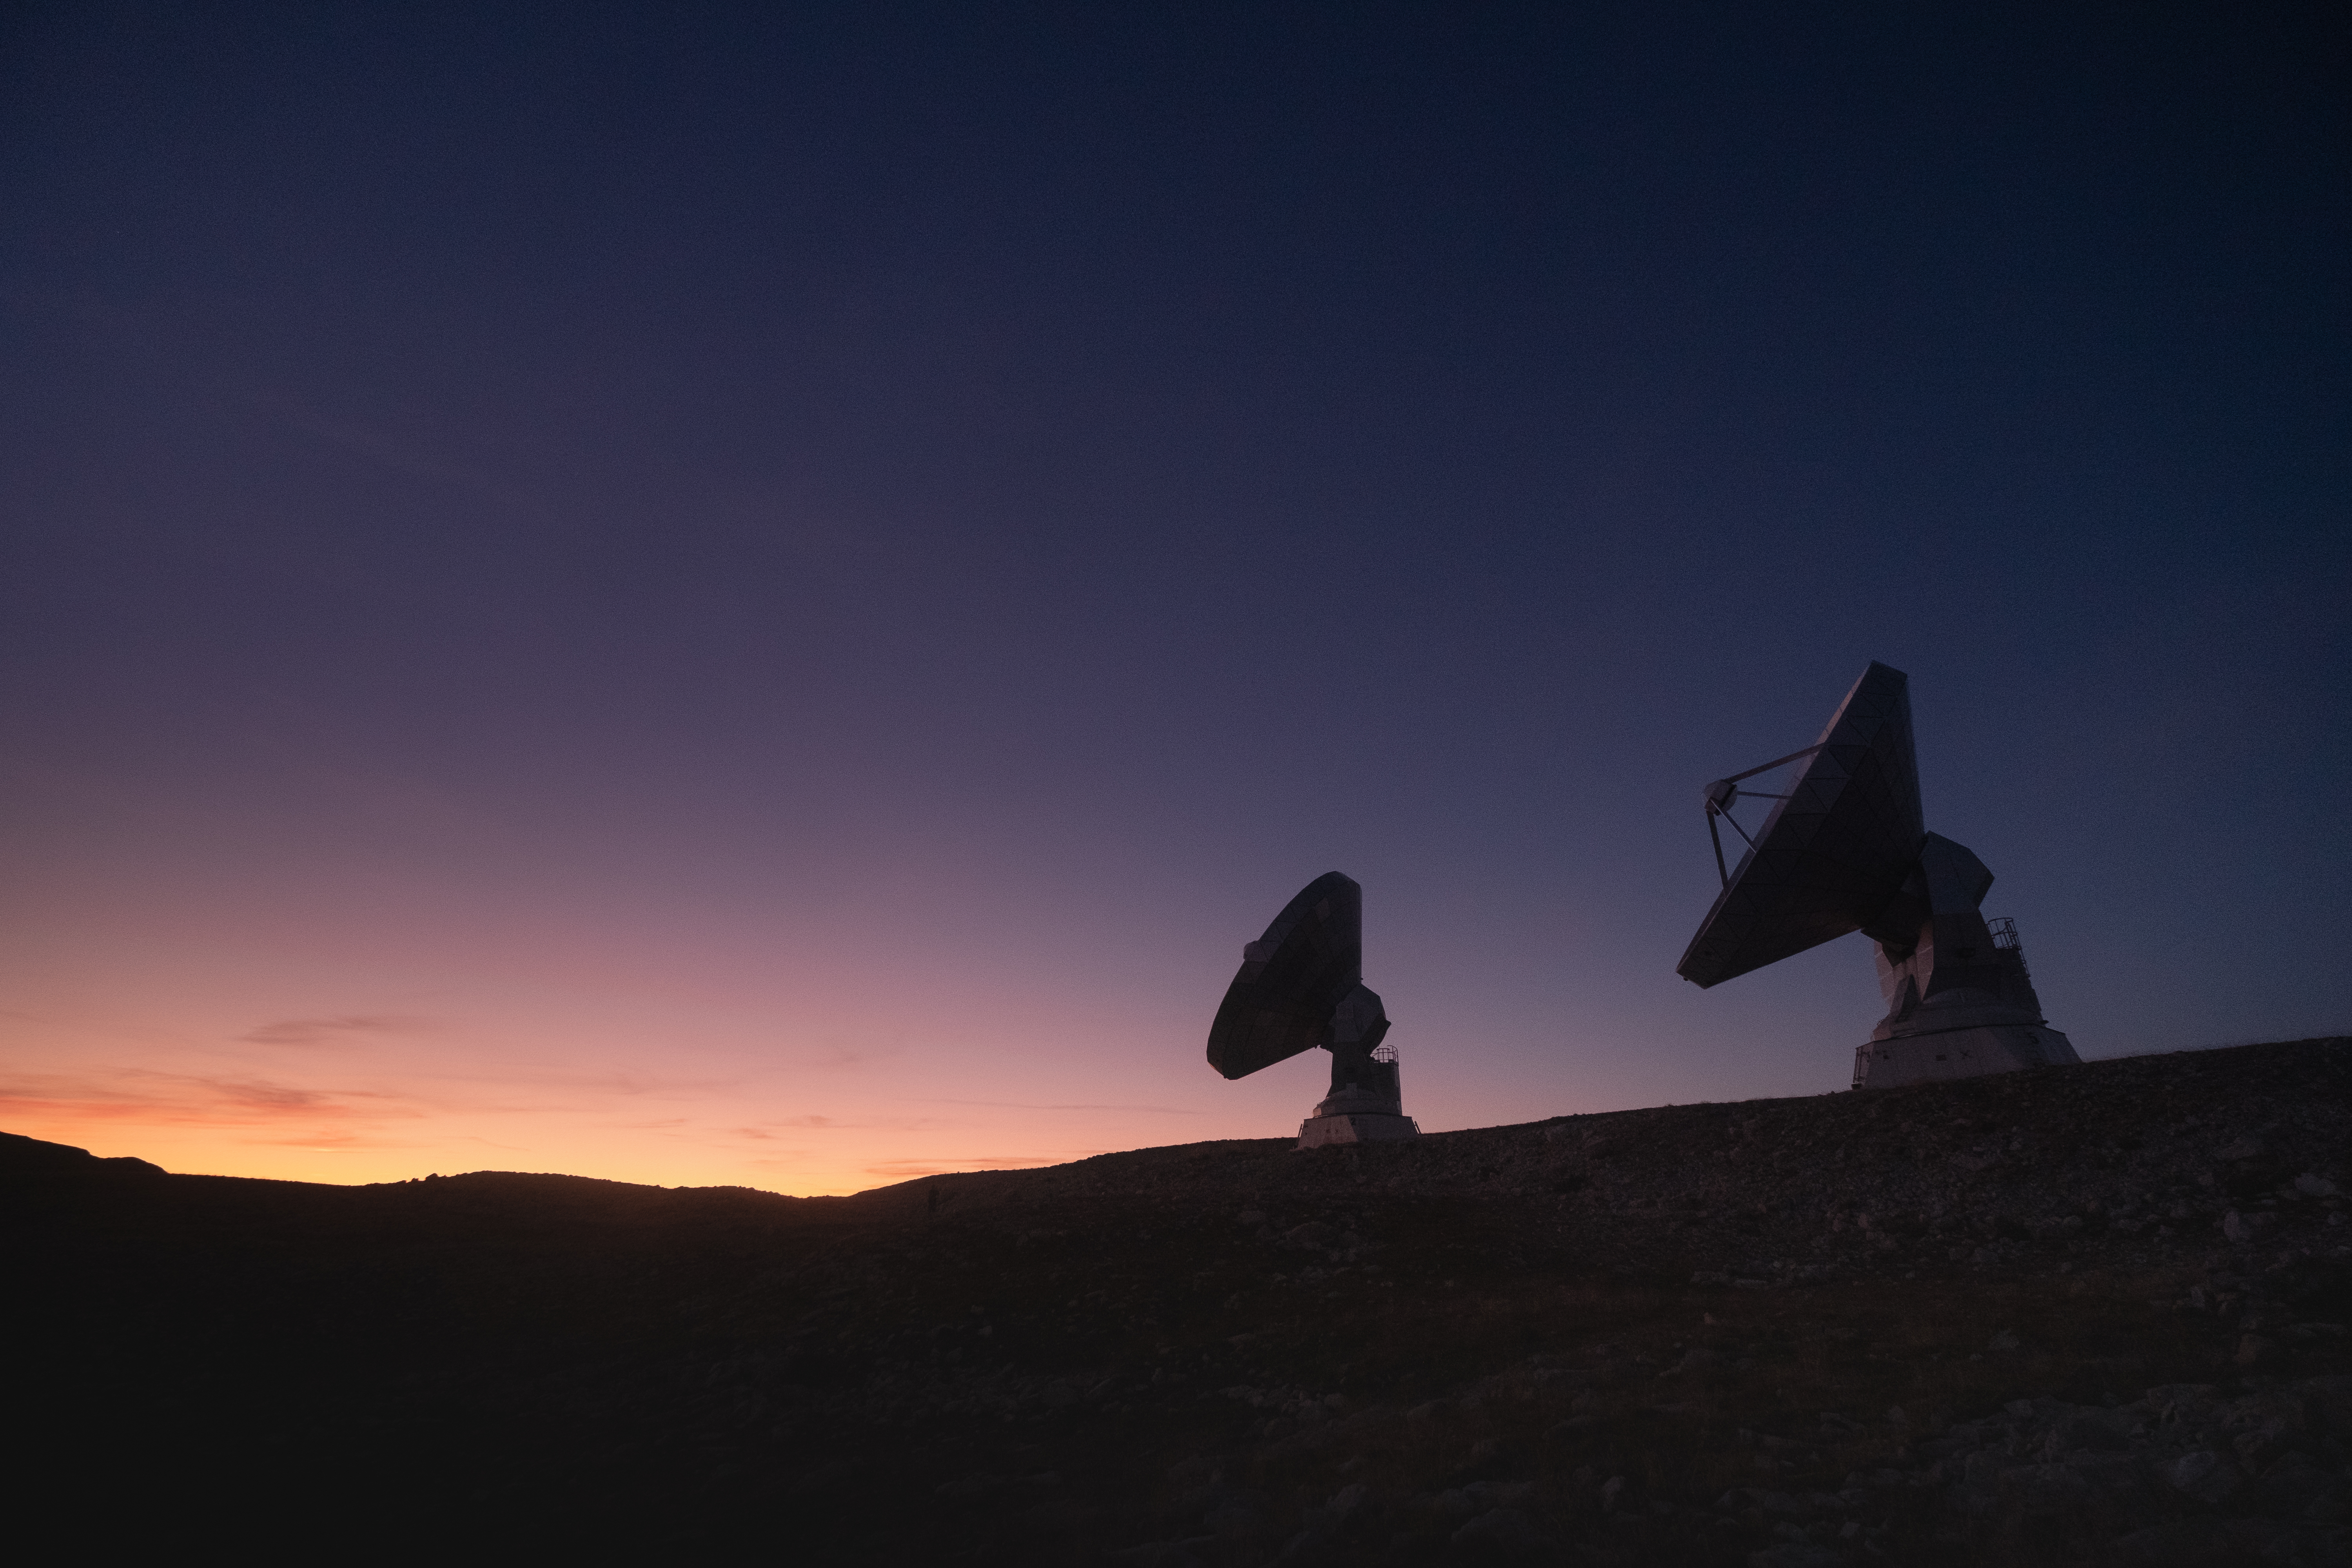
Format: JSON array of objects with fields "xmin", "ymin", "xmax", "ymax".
[
  {"xmin": 452, "ymin": 1071, "xmax": 744, "ymax": 1098},
  {"xmin": 239, "ymin": 1131, "xmax": 424, "ymax": 1151},
  {"xmin": 750, "ymin": 1114, "xmax": 947, "ymax": 1131},
  {"xmin": 924, "ymin": 1099, "xmax": 1202, "ymax": 1114},
  {"xmin": 0, "ymin": 1069, "xmax": 423, "ymax": 1127},
  {"xmin": 861, "ymin": 1154, "xmax": 1093, "ymax": 1178},
  {"xmin": 260, "ymin": 396, "xmax": 549, "ymax": 517},
  {"xmin": 239, "ymin": 1014, "xmax": 439, "ymax": 1046}
]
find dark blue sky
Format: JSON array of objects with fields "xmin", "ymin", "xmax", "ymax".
[{"xmin": 3, "ymin": 3, "xmax": 2345, "ymax": 1187}]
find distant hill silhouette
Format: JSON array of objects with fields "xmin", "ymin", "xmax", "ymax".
[{"xmin": 0, "ymin": 1129, "xmax": 164, "ymax": 1178}]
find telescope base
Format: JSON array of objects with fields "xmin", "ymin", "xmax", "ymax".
[
  {"xmin": 1853, "ymin": 1024, "xmax": 2079, "ymax": 1090},
  {"xmin": 1298, "ymin": 1112, "xmax": 1420, "ymax": 1149}
]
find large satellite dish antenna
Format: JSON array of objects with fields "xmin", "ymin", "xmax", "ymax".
[
  {"xmin": 1208, "ymin": 872, "xmax": 1419, "ymax": 1148},
  {"xmin": 1677, "ymin": 662, "xmax": 2080, "ymax": 1088}
]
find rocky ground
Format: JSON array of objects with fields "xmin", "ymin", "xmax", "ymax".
[{"xmin": 9, "ymin": 1037, "xmax": 2348, "ymax": 1564}]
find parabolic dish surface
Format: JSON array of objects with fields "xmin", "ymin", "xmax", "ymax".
[
  {"xmin": 1206, "ymin": 871, "xmax": 1363, "ymax": 1080},
  {"xmin": 1676, "ymin": 661, "xmax": 1926, "ymax": 988}
]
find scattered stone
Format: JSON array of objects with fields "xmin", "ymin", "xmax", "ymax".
[
  {"xmin": 2113, "ymin": 1516, "xmax": 2347, "ymax": 1566},
  {"xmin": 1111, "ymin": 1538, "xmax": 1217, "ymax": 1567},
  {"xmin": 1747, "ymin": 1544, "xmax": 1843, "ymax": 1568},
  {"xmin": 1452, "ymin": 1506, "xmax": 1546, "ymax": 1553},
  {"xmin": 2159, "ymin": 1450, "xmax": 2244, "ymax": 1507}
]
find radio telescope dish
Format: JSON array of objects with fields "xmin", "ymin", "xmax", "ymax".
[
  {"xmin": 1207, "ymin": 872, "xmax": 1418, "ymax": 1147},
  {"xmin": 1676, "ymin": 662, "xmax": 2081, "ymax": 1090},
  {"xmin": 1677, "ymin": 661, "xmax": 1924, "ymax": 989},
  {"xmin": 1207, "ymin": 872, "xmax": 1365, "ymax": 1080}
]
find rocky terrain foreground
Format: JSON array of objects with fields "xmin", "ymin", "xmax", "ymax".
[{"xmin": 9, "ymin": 1038, "xmax": 2349, "ymax": 1565}]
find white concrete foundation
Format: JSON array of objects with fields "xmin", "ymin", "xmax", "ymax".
[
  {"xmin": 1853, "ymin": 1024, "xmax": 2080, "ymax": 1090},
  {"xmin": 1298, "ymin": 1112, "xmax": 1420, "ymax": 1147}
]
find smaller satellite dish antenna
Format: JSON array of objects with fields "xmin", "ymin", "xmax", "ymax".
[
  {"xmin": 1207, "ymin": 872, "xmax": 1419, "ymax": 1148},
  {"xmin": 1677, "ymin": 661, "xmax": 2081, "ymax": 1089}
]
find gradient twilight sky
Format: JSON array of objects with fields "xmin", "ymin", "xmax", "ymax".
[{"xmin": 3, "ymin": 4, "xmax": 2346, "ymax": 1195}]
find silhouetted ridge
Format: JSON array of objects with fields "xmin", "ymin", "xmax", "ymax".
[{"xmin": 0, "ymin": 1130, "xmax": 164, "ymax": 1178}]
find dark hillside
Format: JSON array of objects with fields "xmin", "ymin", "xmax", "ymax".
[{"xmin": 8, "ymin": 1039, "xmax": 2348, "ymax": 1564}]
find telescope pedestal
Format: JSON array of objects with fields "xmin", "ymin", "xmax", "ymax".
[
  {"xmin": 1293, "ymin": 987, "xmax": 1418, "ymax": 1148},
  {"xmin": 1852, "ymin": 1023, "xmax": 2078, "ymax": 1090},
  {"xmin": 1853, "ymin": 833, "xmax": 2080, "ymax": 1090},
  {"xmin": 1299, "ymin": 1111, "xmax": 1419, "ymax": 1147}
]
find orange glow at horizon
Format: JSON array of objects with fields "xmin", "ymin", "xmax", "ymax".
[
  {"xmin": 0, "ymin": 1037, "xmax": 1218, "ymax": 1196},
  {"xmin": 0, "ymin": 871, "xmax": 1338, "ymax": 1194},
  {"xmin": 0, "ymin": 748, "xmax": 1662, "ymax": 1194}
]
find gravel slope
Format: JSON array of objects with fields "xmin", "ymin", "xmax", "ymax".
[{"xmin": 8, "ymin": 1037, "xmax": 2347, "ymax": 1564}]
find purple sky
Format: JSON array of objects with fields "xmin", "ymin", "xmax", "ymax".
[{"xmin": 4, "ymin": 2, "xmax": 2346, "ymax": 1191}]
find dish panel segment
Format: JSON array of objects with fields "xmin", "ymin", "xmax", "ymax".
[
  {"xmin": 1206, "ymin": 871, "xmax": 1364, "ymax": 1080},
  {"xmin": 1676, "ymin": 661, "xmax": 1926, "ymax": 988}
]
